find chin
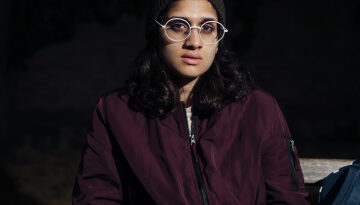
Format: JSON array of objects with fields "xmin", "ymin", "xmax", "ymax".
[
  {"xmin": 179, "ymin": 73, "xmax": 200, "ymax": 79},
  {"xmin": 175, "ymin": 72, "xmax": 201, "ymax": 81},
  {"xmin": 179, "ymin": 67, "xmax": 206, "ymax": 77},
  {"xmin": 170, "ymin": 62, "xmax": 210, "ymax": 81}
]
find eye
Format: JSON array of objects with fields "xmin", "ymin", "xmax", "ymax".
[
  {"xmin": 171, "ymin": 23, "xmax": 186, "ymax": 30},
  {"xmin": 167, "ymin": 20, "xmax": 188, "ymax": 32},
  {"xmin": 201, "ymin": 23, "xmax": 216, "ymax": 33}
]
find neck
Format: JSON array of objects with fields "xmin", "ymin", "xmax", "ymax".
[{"xmin": 179, "ymin": 77, "xmax": 198, "ymax": 107}]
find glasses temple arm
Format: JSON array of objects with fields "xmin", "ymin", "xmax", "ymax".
[{"xmin": 154, "ymin": 19, "xmax": 165, "ymax": 28}]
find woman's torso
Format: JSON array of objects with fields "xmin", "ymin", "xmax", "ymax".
[{"xmin": 99, "ymin": 88, "xmax": 299, "ymax": 205}]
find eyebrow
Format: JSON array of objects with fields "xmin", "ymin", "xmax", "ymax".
[{"xmin": 167, "ymin": 16, "xmax": 217, "ymax": 24}]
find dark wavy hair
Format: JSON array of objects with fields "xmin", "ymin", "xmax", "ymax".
[{"xmin": 126, "ymin": 6, "xmax": 254, "ymax": 119}]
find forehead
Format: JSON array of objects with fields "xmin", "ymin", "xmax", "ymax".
[{"xmin": 165, "ymin": 0, "xmax": 218, "ymax": 21}]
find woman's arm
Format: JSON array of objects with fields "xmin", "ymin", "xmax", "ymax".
[
  {"xmin": 261, "ymin": 98, "xmax": 309, "ymax": 204},
  {"xmin": 72, "ymin": 97, "xmax": 125, "ymax": 205}
]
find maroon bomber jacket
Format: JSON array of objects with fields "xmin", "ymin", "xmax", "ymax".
[{"xmin": 72, "ymin": 88, "xmax": 309, "ymax": 205}]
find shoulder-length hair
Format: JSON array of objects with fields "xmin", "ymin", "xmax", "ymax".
[{"xmin": 126, "ymin": 10, "xmax": 254, "ymax": 119}]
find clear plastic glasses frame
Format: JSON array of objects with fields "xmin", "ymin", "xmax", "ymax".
[{"xmin": 155, "ymin": 17, "xmax": 228, "ymax": 44}]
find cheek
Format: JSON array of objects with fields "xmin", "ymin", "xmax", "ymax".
[
  {"xmin": 158, "ymin": 32, "xmax": 176, "ymax": 63},
  {"xmin": 160, "ymin": 47, "xmax": 172, "ymax": 65},
  {"xmin": 160, "ymin": 44, "xmax": 179, "ymax": 64},
  {"xmin": 204, "ymin": 46, "xmax": 218, "ymax": 66}
]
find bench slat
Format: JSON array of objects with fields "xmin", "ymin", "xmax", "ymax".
[{"xmin": 299, "ymin": 158, "xmax": 354, "ymax": 184}]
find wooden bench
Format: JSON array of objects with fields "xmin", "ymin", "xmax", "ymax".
[{"xmin": 299, "ymin": 158, "xmax": 354, "ymax": 204}]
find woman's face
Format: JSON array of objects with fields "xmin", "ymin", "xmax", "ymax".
[{"xmin": 158, "ymin": 0, "xmax": 219, "ymax": 83}]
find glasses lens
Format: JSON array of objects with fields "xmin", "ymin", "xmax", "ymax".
[
  {"xmin": 200, "ymin": 22, "xmax": 225, "ymax": 44},
  {"xmin": 165, "ymin": 19, "xmax": 190, "ymax": 41}
]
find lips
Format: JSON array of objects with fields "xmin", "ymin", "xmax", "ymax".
[{"xmin": 181, "ymin": 53, "xmax": 202, "ymax": 65}]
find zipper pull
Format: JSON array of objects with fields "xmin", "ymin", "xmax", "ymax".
[
  {"xmin": 290, "ymin": 139, "xmax": 295, "ymax": 151},
  {"xmin": 190, "ymin": 133, "xmax": 196, "ymax": 145}
]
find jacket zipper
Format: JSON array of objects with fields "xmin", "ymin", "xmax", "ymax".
[
  {"xmin": 182, "ymin": 104, "xmax": 209, "ymax": 205},
  {"xmin": 286, "ymin": 138, "xmax": 299, "ymax": 191}
]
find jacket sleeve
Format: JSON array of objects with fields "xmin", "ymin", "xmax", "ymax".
[
  {"xmin": 72, "ymin": 97, "xmax": 125, "ymax": 205},
  {"xmin": 261, "ymin": 98, "xmax": 309, "ymax": 205}
]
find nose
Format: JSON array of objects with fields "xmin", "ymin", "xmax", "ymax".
[{"xmin": 183, "ymin": 27, "xmax": 202, "ymax": 49}]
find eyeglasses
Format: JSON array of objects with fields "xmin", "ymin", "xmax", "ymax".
[{"xmin": 155, "ymin": 17, "xmax": 228, "ymax": 44}]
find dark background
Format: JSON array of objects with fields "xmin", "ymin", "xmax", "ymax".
[{"xmin": 1, "ymin": 0, "xmax": 359, "ymax": 204}]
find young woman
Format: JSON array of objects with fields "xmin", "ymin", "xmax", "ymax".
[{"xmin": 72, "ymin": 0, "xmax": 310, "ymax": 204}]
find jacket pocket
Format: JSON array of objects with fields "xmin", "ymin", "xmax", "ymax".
[{"xmin": 286, "ymin": 138, "xmax": 299, "ymax": 191}]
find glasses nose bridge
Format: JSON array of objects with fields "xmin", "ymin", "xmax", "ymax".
[
  {"xmin": 190, "ymin": 25, "xmax": 201, "ymax": 30},
  {"xmin": 188, "ymin": 25, "xmax": 201, "ymax": 34},
  {"xmin": 186, "ymin": 25, "xmax": 202, "ymax": 41}
]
